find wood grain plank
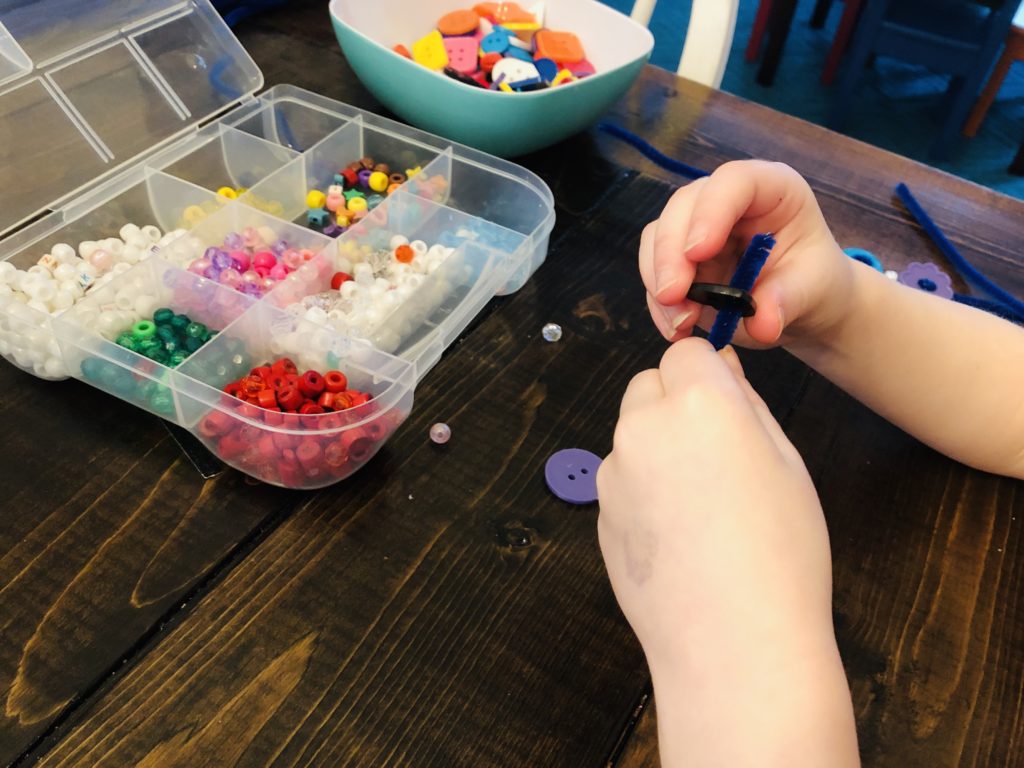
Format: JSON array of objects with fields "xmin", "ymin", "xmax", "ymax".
[{"xmin": 0, "ymin": 374, "xmax": 300, "ymax": 765}]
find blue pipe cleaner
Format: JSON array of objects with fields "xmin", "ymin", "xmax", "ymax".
[
  {"xmin": 596, "ymin": 122, "xmax": 709, "ymax": 181},
  {"xmin": 953, "ymin": 293, "xmax": 1024, "ymax": 324},
  {"xmin": 707, "ymin": 234, "xmax": 775, "ymax": 350},
  {"xmin": 896, "ymin": 183, "xmax": 1024, "ymax": 318}
]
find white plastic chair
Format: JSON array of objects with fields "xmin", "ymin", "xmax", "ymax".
[{"xmin": 630, "ymin": 0, "xmax": 739, "ymax": 88}]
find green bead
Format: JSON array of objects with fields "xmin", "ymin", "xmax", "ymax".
[
  {"xmin": 170, "ymin": 314, "xmax": 189, "ymax": 330},
  {"xmin": 115, "ymin": 333, "xmax": 137, "ymax": 351},
  {"xmin": 184, "ymin": 335, "xmax": 204, "ymax": 353},
  {"xmin": 156, "ymin": 325, "xmax": 176, "ymax": 341},
  {"xmin": 163, "ymin": 338, "xmax": 180, "ymax": 353},
  {"xmin": 150, "ymin": 391, "xmax": 174, "ymax": 415},
  {"xmin": 131, "ymin": 320, "xmax": 156, "ymax": 340},
  {"xmin": 153, "ymin": 307, "xmax": 175, "ymax": 324},
  {"xmin": 185, "ymin": 322, "xmax": 206, "ymax": 339},
  {"xmin": 170, "ymin": 351, "xmax": 189, "ymax": 367},
  {"xmin": 81, "ymin": 357, "xmax": 103, "ymax": 381},
  {"xmin": 137, "ymin": 379, "xmax": 156, "ymax": 400}
]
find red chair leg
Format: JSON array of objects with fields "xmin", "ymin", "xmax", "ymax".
[
  {"xmin": 746, "ymin": 0, "xmax": 775, "ymax": 62},
  {"xmin": 821, "ymin": 0, "xmax": 863, "ymax": 85}
]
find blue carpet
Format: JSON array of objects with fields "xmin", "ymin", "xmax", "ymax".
[{"xmin": 600, "ymin": 0, "xmax": 1024, "ymax": 200}]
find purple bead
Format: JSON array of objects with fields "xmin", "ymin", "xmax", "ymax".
[
  {"xmin": 898, "ymin": 261, "xmax": 953, "ymax": 299},
  {"xmin": 223, "ymin": 232, "xmax": 244, "ymax": 250},
  {"xmin": 271, "ymin": 239, "xmax": 289, "ymax": 256},
  {"xmin": 212, "ymin": 250, "xmax": 234, "ymax": 270},
  {"xmin": 323, "ymin": 224, "xmax": 344, "ymax": 238},
  {"xmin": 204, "ymin": 266, "xmax": 222, "ymax": 280},
  {"xmin": 357, "ymin": 169, "xmax": 373, "ymax": 188},
  {"xmin": 203, "ymin": 246, "xmax": 222, "ymax": 262}
]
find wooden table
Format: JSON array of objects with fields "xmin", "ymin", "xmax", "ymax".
[{"xmin": 2, "ymin": 2, "xmax": 1023, "ymax": 766}]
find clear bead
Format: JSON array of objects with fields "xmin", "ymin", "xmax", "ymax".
[
  {"xmin": 541, "ymin": 323, "xmax": 562, "ymax": 342},
  {"xmin": 429, "ymin": 422, "xmax": 451, "ymax": 444}
]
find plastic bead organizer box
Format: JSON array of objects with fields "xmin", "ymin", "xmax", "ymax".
[{"xmin": 0, "ymin": 0, "xmax": 555, "ymax": 489}]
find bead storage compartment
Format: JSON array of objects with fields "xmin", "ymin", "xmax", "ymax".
[
  {"xmin": 0, "ymin": 1, "xmax": 554, "ymax": 488},
  {"xmin": 174, "ymin": 302, "xmax": 416, "ymax": 489}
]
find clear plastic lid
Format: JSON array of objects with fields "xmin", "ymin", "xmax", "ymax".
[{"xmin": 0, "ymin": 0, "xmax": 262, "ymax": 238}]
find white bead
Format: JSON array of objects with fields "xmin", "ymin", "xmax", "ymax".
[
  {"xmin": 336, "ymin": 256, "xmax": 352, "ymax": 274},
  {"xmin": 0, "ymin": 262, "xmax": 15, "ymax": 283},
  {"xmin": 427, "ymin": 244, "xmax": 447, "ymax": 259},
  {"xmin": 134, "ymin": 295, "xmax": 158, "ymax": 317},
  {"xmin": 79, "ymin": 241, "xmax": 99, "ymax": 259},
  {"xmin": 102, "ymin": 238, "xmax": 125, "ymax": 255},
  {"xmin": 37, "ymin": 254, "xmax": 60, "ymax": 272},
  {"xmin": 305, "ymin": 306, "xmax": 328, "ymax": 325},
  {"xmin": 885, "ymin": 269, "xmax": 899, "ymax": 281},
  {"xmin": 141, "ymin": 225, "xmax": 162, "ymax": 243},
  {"xmin": 26, "ymin": 299, "xmax": 50, "ymax": 314},
  {"xmin": 112, "ymin": 262, "xmax": 132, "ymax": 275},
  {"xmin": 53, "ymin": 263, "xmax": 78, "ymax": 283},
  {"xmin": 114, "ymin": 289, "xmax": 135, "ymax": 311},
  {"xmin": 354, "ymin": 263, "xmax": 373, "ymax": 286},
  {"xmin": 27, "ymin": 264, "xmax": 52, "ymax": 277},
  {"xmin": 256, "ymin": 226, "xmax": 276, "ymax": 246},
  {"xmin": 119, "ymin": 223, "xmax": 141, "ymax": 242},
  {"xmin": 43, "ymin": 357, "xmax": 65, "ymax": 378},
  {"xmin": 389, "ymin": 234, "xmax": 409, "ymax": 249},
  {"xmin": 51, "ymin": 243, "xmax": 76, "ymax": 262},
  {"xmin": 410, "ymin": 240, "xmax": 428, "ymax": 255}
]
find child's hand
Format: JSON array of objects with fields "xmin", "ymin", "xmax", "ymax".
[
  {"xmin": 641, "ymin": 160, "xmax": 854, "ymax": 348},
  {"xmin": 597, "ymin": 338, "xmax": 857, "ymax": 765}
]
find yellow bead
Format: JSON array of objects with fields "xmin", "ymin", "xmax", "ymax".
[
  {"xmin": 336, "ymin": 215, "xmax": 351, "ymax": 228},
  {"xmin": 412, "ymin": 29, "xmax": 448, "ymax": 70},
  {"xmin": 406, "ymin": 165, "xmax": 422, "ymax": 179},
  {"xmin": 182, "ymin": 205, "xmax": 206, "ymax": 225},
  {"xmin": 368, "ymin": 171, "xmax": 389, "ymax": 193},
  {"xmin": 347, "ymin": 196, "xmax": 368, "ymax": 213},
  {"xmin": 217, "ymin": 186, "xmax": 238, "ymax": 199},
  {"xmin": 235, "ymin": 187, "xmax": 247, "ymax": 195},
  {"xmin": 498, "ymin": 81, "xmax": 513, "ymax": 92},
  {"xmin": 306, "ymin": 190, "xmax": 326, "ymax": 209}
]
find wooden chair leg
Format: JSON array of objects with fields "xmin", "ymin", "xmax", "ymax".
[
  {"xmin": 963, "ymin": 39, "xmax": 1018, "ymax": 137},
  {"xmin": 821, "ymin": 0, "xmax": 863, "ymax": 85},
  {"xmin": 746, "ymin": 0, "xmax": 774, "ymax": 62},
  {"xmin": 810, "ymin": 0, "xmax": 833, "ymax": 29}
]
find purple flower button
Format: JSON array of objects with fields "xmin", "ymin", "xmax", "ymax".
[{"xmin": 898, "ymin": 262, "xmax": 953, "ymax": 299}]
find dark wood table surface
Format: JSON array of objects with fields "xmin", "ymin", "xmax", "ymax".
[{"xmin": 2, "ymin": 2, "xmax": 1023, "ymax": 766}]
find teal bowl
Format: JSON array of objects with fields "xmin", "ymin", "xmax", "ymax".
[{"xmin": 329, "ymin": 0, "xmax": 653, "ymax": 157}]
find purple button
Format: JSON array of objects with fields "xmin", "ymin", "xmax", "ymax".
[{"xmin": 545, "ymin": 449, "xmax": 602, "ymax": 505}]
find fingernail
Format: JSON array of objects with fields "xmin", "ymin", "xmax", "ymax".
[
  {"xmin": 683, "ymin": 229, "xmax": 706, "ymax": 255},
  {"xmin": 654, "ymin": 269, "xmax": 679, "ymax": 298},
  {"xmin": 774, "ymin": 305, "xmax": 785, "ymax": 342},
  {"xmin": 671, "ymin": 310, "xmax": 692, "ymax": 332}
]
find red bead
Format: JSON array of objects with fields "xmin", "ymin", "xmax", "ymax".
[
  {"xmin": 198, "ymin": 410, "xmax": 234, "ymax": 438},
  {"xmin": 340, "ymin": 168, "xmax": 358, "ymax": 188},
  {"xmin": 299, "ymin": 370, "xmax": 325, "ymax": 397},
  {"xmin": 394, "ymin": 244, "xmax": 414, "ymax": 263},
  {"xmin": 271, "ymin": 357, "xmax": 298, "ymax": 376},
  {"xmin": 341, "ymin": 427, "xmax": 373, "ymax": 463},
  {"xmin": 299, "ymin": 402, "xmax": 324, "ymax": 415},
  {"xmin": 317, "ymin": 391, "xmax": 335, "ymax": 410},
  {"xmin": 277, "ymin": 385, "xmax": 302, "ymax": 411},
  {"xmin": 218, "ymin": 433, "xmax": 247, "ymax": 460},
  {"xmin": 296, "ymin": 441, "xmax": 324, "ymax": 475},
  {"xmin": 250, "ymin": 365, "xmax": 272, "ymax": 381},
  {"xmin": 323, "ymin": 370, "xmax": 347, "ymax": 392},
  {"xmin": 263, "ymin": 406, "xmax": 283, "ymax": 427},
  {"xmin": 365, "ymin": 417, "xmax": 388, "ymax": 441},
  {"xmin": 332, "ymin": 392, "xmax": 353, "ymax": 410},
  {"xmin": 267, "ymin": 373, "xmax": 287, "ymax": 391},
  {"xmin": 256, "ymin": 389, "xmax": 277, "ymax": 409},
  {"xmin": 257, "ymin": 434, "xmax": 277, "ymax": 461},
  {"xmin": 324, "ymin": 441, "xmax": 348, "ymax": 468},
  {"xmin": 224, "ymin": 382, "xmax": 241, "ymax": 397},
  {"xmin": 330, "ymin": 272, "xmax": 353, "ymax": 290},
  {"xmin": 348, "ymin": 391, "xmax": 371, "ymax": 407}
]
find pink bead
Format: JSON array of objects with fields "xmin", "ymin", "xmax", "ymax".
[
  {"xmin": 89, "ymin": 248, "xmax": 114, "ymax": 272},
  {"xmin": 230, "ymin": 250, "xmax": 250, "ymax": 271},
  {"xmin": 241, "ymin": 227, "xmax": 259, "ymax": 248},
  {"xmin": 252, "ymin": 251, "xmax": 275, "ymax": 269},
  {"xmin": 189, "ymin": 257, "xmax": 212, "ymax": 276},
  {"xmin": 261, "ymin": 277, "xmax": 276, "ymax": 291},
  {"xmin": 326, "ymin": 194, "xmax": 343, "ymax": 212},
  {"xmin": 269, "ymin": 264, "xmax": 288, "ymax": 281},
  {"xmin": 241, "ymin": 270, "xmax": 261, "ymax": 287},
  {"xmin": 219, "ymin": 268, "xmax": 242, "ymax": 288},
  {"xmin": 301, "ymin": 249, "xmax": 316, "ymax": 262},
  {"xmin": 254, "ymin": 265, "xmax": 270, "ymax": 278},
  {"xmin": 282, "ymin": 250, "xmax": 303, "ymax": 270}
]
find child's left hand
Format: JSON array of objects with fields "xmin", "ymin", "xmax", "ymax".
[{"xmin": 596, "ymin": 338, "xmax": 858, "ymax": 766}]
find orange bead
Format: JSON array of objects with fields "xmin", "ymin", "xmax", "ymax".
[
  {"xmin": 437, "ymin": 9, "xmax": 479, "ymax": 36},
  {"xmin": 393, "ymin": 44, "xmax": 412, "ymax": 59},
  {"xmin": 386, "ymin": 182, "xmax": 401, "ymax": 196},
  {"xmin": 395, "ymin": 244, "xmax": 414, "ymax": 263},
  {"xmin": 480, "ymin": 51, "xmax": 502, "ymax": 73}
]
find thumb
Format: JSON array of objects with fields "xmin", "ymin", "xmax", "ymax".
[{"xmin": 742, "ymin": 263, "xmax": 812, "ymax": 345}]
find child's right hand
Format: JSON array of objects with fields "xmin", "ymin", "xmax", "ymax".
[{"xmin": 640, "ymin": 160, "xmax": 855, "ymax": 349}]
